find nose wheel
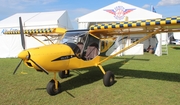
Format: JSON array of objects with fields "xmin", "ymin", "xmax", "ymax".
[
  {"xmin": 46, "ymin": 79, "xmax": 62, "ymax": 96},
  {"xmin": 46, "ymin": 71, "xmax": 70, "ymax": 96}
]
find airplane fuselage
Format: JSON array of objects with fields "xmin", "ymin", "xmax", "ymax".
[{"xmin": 19, "ymin": 43, "xmax": 100, "ymax": 72}]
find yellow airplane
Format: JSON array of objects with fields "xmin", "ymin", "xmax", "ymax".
[{"xmin": 4, "ymin": 16, "xmax": 180, "ymax": 96}]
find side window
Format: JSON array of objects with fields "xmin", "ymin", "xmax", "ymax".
[
  {"xmin": 101, "ymin": 41, "xmax": 105, "ymax": 50},
  {"xmin": 100, "ymin": 38, "xmax": 115, "ymax": 53},
  {"xmin": 100, "ymin": 40, "xmax": 109, "ymax": 53}
]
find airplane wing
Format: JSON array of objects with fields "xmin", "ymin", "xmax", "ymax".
[
  {"xmin": 88, "ymin": 16, "xmax": 180, "ymax": 64},
  {"xmin": 3, "ymin": 27, "xmax": 67, "ymax": 45},
  {"xmin": 89, "ymin": 16, "xmax": 180, "ymax": 37},
  {"xmin": 3, "ymin": 27, "xmax": 66, "ymax": 36}
]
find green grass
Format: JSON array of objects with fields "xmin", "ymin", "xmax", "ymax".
[{"xmin": 1, "ymin": 45, "xmax": 180, "ymax": 105}]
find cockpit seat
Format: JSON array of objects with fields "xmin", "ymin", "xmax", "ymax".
[{"xmin": 85, "ymin": 43, "xmax": 98, "ymax": 60}]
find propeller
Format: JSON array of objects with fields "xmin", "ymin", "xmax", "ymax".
[
  {"xmin": 13, "ymin": 17, "xmax": 49, "ymax": 75},
  {"xmin": 19, "ymin": 17, "xmax": 26, "ymax": 50},
  {"xmin": 26, "ymin": 51, "xmax": 49, "ymax": 75},
  {"xmin": 13, "ymin": 17, "xmax": 25, "ymax": 74},
  {"xmin": 13, "ymin": 59, "xmax": 23, "ymax": 74},
  {"xmin": 29, "ymin": 58, "xmax": 49, "ymax": 75}
]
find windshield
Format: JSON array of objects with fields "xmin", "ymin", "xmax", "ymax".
[{"xmin": 61, "ymin": 30, "xmax": 88, "ymax": 44}]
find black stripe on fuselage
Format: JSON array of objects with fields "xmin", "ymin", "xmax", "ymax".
[{"xmin": 52, "ymin": 55, "xmax": 76, "ymax": 62}]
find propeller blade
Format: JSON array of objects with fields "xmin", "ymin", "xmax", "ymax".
[
  {"xmin": 19, "ymin": 17, "xmax": 26, "ymax": 50},
  {"xmin": 13, "ymin": 59, "xmax": 23, "ymax": 74},
  {"xmin": 29, "ymin": 58, "xmax": 49, "ymax": 75},
  {"xmin": 13, "ymin": 17, "xmax": 26, "ymax": 74}
]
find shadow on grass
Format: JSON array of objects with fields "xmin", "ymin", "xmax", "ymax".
[
  {"xmin": 35, "ymin": 57, "xmax": 180, "ymax": 96},
  {"xmin": 115, "ymin": 69, "xmax": 180, "ymax": 82},
  {"xmin": 60, "ymin": 57, "xmax": 180, "ymax": 92},
  {"xmin": 171, "ymin": 46, "xmax": 180, "ymax": 50},
  {"xmin": 113, "ymin": 57, "xmax": 150, "ymax": 61}
]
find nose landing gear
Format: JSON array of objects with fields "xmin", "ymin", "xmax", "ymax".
[
  {"xmin": 46, "ymin": 79, "xmax": 61, "ymax": 96},
  {"xmin": 46, "ymin": 72, "xmax": 62, "ymax": 96}
]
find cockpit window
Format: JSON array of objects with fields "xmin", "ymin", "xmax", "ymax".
[{"xmin": 61, "ymin": 30, "xmax": 88, "ymax": 44}]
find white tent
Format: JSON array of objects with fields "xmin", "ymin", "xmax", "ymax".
[
  {"xmin": 0, "ymin": 10, "xmax": 73, "ymax": 31},
  {"xmin": 77, "ymin": 1, "xmax": 162, "ymax": 29},
  {"xmin": 77, "ymin": 1, "xmax": 165, "ymax": 56},
  {"xmin": 172, "ymin": 32, "xmax": 180, "ymax": 45},
  {"xmin": 0, "ymin": 10, "xmax": 73, "ymax": 58}
]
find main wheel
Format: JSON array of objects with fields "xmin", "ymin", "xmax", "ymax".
[
  {"xmin": 58, "ymin": 70, "xmax": 70, "ymax": 79},
  {"xmin": 103, "ymin": 71, "xmax": 115, "ymax": 87},
  {"xmin": 46, "ymin": 79, "xmax": 61, "ymax": 96}
]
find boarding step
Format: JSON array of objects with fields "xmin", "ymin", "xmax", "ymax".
[{"xmin": 162, "ymin": 45, "xmax": 168, "ymax": 55}]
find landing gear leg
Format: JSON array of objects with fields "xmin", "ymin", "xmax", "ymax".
[
  {"xmin": 46, "ymin": 72, "xmax": 62, "ymax": 96},
  {"xmin": 97, "ymin": 65, "xmax": 115, "ymax": 87},
  {"xmin": 58, "ymin": 70, "xmax": 70, "ymax": 79}
]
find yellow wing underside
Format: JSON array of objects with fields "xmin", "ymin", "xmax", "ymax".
[
  {"xmin": 89, "ymin": 16, "xmax": 180, "ymax": 37},
  {"xmin": 3, "ymin": 27, "xmax": 66, "ymax": 36}
]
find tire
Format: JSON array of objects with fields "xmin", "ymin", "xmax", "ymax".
[
  {"xmin": 46, "ymin": 79, "xmax": 61, "ymax": 96},
  {"xmin": 58, "ymin": 70, "xmax": 70, "ymax": 79},
  {"xmin": 103, "ymin": 71, "xmax": 115, "ymax": 87}
]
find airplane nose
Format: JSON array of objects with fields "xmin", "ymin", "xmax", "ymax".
[{"xmin": 18, "ymin": 50, "xmax": 29, "ymax": 60}]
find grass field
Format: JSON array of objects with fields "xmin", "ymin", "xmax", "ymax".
[{"xmin": 1, "ymin": 45, "xmax": 180, "ymax": 105}]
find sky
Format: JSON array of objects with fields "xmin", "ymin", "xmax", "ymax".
[{"xmin": 0, "ymin": 0, "xmax": 180, "ymax": 29}]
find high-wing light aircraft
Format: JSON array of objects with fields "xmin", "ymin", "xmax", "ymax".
[{"xmin": 4, "ymin": 16, "xmax": 180, "ymax": 96}]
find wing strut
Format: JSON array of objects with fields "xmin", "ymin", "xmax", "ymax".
[{"xmin": 98, "ymin": 27, "xmax": 162, "ymax": 64}]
